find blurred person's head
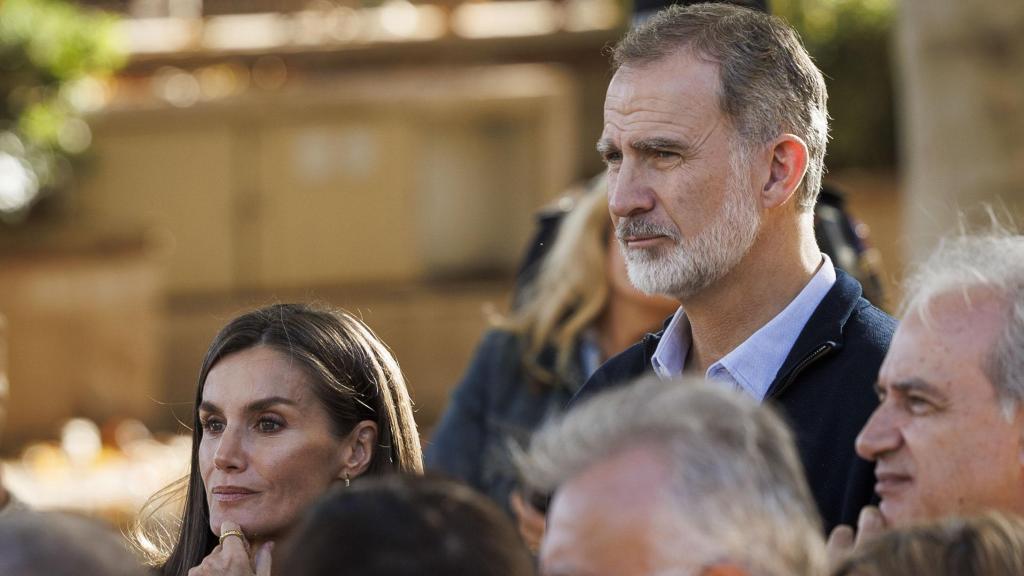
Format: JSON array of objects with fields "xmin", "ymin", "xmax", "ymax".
[
  {"xmin": 501, "ymin": 181, "xmax": 676, "ymax": 385},
  {"xmin": 0, "ymin": 510, "xmax": 145, "ymax": 576},
  {"xmin": 138, "ymin": 303, "xmax": 423, "ymax": 576},
  {"xmin": 600, "ymin": 4, "xmax": 828, "ymax": 300},
  {"xmin": 277, "ymin": 475, "xmax": 535, "ymax": 576},
  {"xmin": 855, "ymin": 232, "xmax": 1024, "ymax": 526},
  {"xmin": 832, "ymin": 512, "xmax": 1024, "ymax": 576},
  {"xmin": 520, "ymin": 376, "xmax": 827, "ymax": 576}
]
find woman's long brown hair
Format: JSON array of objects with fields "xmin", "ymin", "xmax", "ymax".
[{"xmin": 133, "ymin": 303, "xmax": 422, "ymax": 575}]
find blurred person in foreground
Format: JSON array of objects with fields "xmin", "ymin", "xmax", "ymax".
[
  {"xmin": 520, "ymin": 376, "xmax": 827, "ymax": 576},
  {"xmin": 277, "ymin": 474, "xmax": 535, "ymax": 576},
  {"xmin": 829, "ymin": 231, "xmax": 1024, "ymax": 556},
  {"xmin": 0, "ymin": 510, "xmax": 145, "ymax": 576},
  {"xmin": 134, "ymin": 303, "xmax": 423, "ymax": 576},
  {"xmin": 574, "ymin": 2, "xmax": 895, "ymax": 533},
  {"xmin": 832, "ymin": 512, "xmax": 1024, "ymax": 576},
  {"xmin": 427, "ymin": 183, "xmax": 676, "ymax": 522}
]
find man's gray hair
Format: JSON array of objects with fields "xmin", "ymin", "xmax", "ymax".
[
  {"xmin": 613, "ymin": 3, "xmax": 829, "ymax": 212},
  {"xmin": 901, "ymin": 229, "xmax": 1024, "ymax": 417},
  {"xmin": 0, "ymin": 511, "xmax": 146, "ymax": 576},
  {"xmin": 519, "ymin": 376, "xmax": 827, "ymax": 576}
]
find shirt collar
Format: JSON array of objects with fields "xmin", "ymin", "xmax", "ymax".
[{"xmin": 651, "ymin": 255, "xmax": 838, "ymax": 401}]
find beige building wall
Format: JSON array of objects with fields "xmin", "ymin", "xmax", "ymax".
[{"xmin": 55, "ymin": 63, "xmax": 579, "ymax": 438}]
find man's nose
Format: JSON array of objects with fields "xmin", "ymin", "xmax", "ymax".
[
  {"xmin": 855, "ymin": 404, "xmax": 902, "ymax": 462},
  {"xmin": 608, "ymin": 160, "xmax": 656, "ymax": 219}
]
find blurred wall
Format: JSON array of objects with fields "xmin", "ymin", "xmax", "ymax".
[
  {"xmin": 72, "ymin": 63, "xmax": 578, "ymax": 435},
  {"xmin": 0, "ymin": 242, "xmax": 163, "ymax": 451}
]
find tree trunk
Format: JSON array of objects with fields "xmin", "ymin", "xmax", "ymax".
[{"xmin": 898, "ymin": 1, "xmax": 1024, "ymax": 263}]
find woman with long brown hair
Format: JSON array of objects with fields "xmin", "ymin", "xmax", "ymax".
[{"xmin": 135, "ymin": 303, "xmax": 422, "ymax": 576}]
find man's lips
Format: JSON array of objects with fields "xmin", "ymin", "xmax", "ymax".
[
  {"xmin": 874, "ymin": 472, "xmax": 912, "ymax": 496},
  {"xmin": 211, "ymin": 486, "xmax": 257, "ymax": 502},
  {"xmin": 620, "ymin": 234, "xmax": 670, "ymax": 248}
]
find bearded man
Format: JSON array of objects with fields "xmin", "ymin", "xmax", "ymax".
[{"xmin": 570, "ymin": 3, "xmax": 896, "ymax": 532}]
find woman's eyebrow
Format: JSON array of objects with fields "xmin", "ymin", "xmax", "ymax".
[
  {"xmin": 198, "ymin": 396, "xmax": 298, "ymax": 415},
  {"xmin": 245, "ymin": 396, "xmax": 299, "ymax": 412}
]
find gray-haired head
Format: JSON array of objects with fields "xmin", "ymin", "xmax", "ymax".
[
  {"xmin": 519, "ymin": 376, "xmax": 826, "ymax": 576},
  {"xmin": 613, "ymin": 3, "xmax": 828, "ymax": 212},
  {"xmin": 0, "ymin": 511, "xmax": 146, "ymax": 576},
  {"xmin": 900, "ymin": 229, "xmax": 1024, "ymax": 418}
]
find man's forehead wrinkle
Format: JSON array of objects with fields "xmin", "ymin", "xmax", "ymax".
[
  {"xmin": 602, "ymin": 110, "xmax": 716, "ymax": 144},
  {"xmin": 605, "ymin": 93, "xmax": 709, "ymax": 122}
]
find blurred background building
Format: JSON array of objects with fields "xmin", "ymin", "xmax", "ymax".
[{"xmin": 0, "ymin": 0, "xmax": 1020, "ymax": 522}]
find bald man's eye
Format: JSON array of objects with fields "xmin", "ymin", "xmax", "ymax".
[
  {"xmin": 601, "ymin": 151, "xmax": 622, "ymax": 166},
  {"xmin": 906, "ymin": 395, "xmax": 937, "ymax": 416}
]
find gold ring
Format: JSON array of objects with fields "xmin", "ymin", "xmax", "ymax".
[{"xmin": 219, "ymin": 529, "xmax": 246, "ymax": 545}]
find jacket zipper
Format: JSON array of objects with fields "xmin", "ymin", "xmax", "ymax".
[{"xmin": 767, "ymin": 341, "xmax": 837, "ymax": 399}]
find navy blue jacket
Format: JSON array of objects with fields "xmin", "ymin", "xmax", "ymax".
[
  {"xmin": 573, "ymin": 269, "xmax": 895, "ymax": 532},
  {"xmin": 426, "ymin": 330, "xmax": 581, "ymax": 515}
]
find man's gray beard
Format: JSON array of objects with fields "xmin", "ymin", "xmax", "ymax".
[{"xmin": 618, "ymin": 174, "xmax": 761, "ymax": 301}]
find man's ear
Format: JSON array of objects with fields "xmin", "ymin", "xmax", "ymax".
[
  {"xmin": 700, "ymin": 563, "xmax": 750, "ymax": 576},
  {"xmin": 339, "ymin": 420, "xmax": 378, "ymax": 480},
  {"xmin": 760, "ymin": 133, "xmax": 809, "ymax": 210}
]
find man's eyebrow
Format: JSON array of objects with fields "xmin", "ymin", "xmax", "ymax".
[
  {"xmin": 596, "ymin": 138, "xmax": 619, "ymax": 156},
  {"xmin": 630, "ymin": 136, "xmax": 688, "ymax": 153},
  {"xmin": 198, "ymin": 396, "xmax": 298, "ymax": 415},
  {"xmin": 887, "ymin": 378, "xmax": 949, "ymax": 400}
]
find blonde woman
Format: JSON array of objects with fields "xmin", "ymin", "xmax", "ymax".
[{"xmin": 426, "ymin": 180, "xmax": 677, "ymax": 518}]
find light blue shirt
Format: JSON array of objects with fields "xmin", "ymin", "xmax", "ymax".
[{"xmin": 651, "ymin": 255, "xmax": 837, "ymax": 402}]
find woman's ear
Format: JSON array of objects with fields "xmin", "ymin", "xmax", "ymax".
[{"xmin": 339, "ymin": 420, "xmax": 378, "ymax": 480}]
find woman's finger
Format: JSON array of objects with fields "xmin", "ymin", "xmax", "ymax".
[
  {"xmin": 219, "ymin": 520, "xmax": 250, "ymax": 556},
  {"xmin": 254, "ymin": 542, "xmax": 274, "ymax": 576}
]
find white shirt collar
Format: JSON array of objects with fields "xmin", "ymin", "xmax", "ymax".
[{"xmin": 651, "ymin": 255, "xmax": 837, "ymax": 401}]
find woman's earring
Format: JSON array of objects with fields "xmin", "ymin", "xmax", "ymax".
[{"xmin": 344, "ymin": 472, "xmax": 351, "ymax": 488}]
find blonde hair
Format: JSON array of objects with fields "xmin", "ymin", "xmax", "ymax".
[
  {"xmin": 495, "ymin": 179, "xmax": 611, "ymax": 387},
  {"xmin": 833, "ymin": 512, "xmax": 1024, "ymax": 576}
]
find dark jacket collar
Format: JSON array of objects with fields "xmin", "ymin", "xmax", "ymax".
[{"xmin": 639, "ymin": 268, "xmax": 865, "ymax": 381}]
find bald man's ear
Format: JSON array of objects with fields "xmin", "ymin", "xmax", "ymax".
[
  {"xmin": 700, "ymin": 564, "xmax": 750, "ymax": 576},
  {"xmin": 760, "ymin": 134, "xmax": 809, "ymax": 210}
]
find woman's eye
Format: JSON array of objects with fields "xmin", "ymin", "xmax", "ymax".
[
  {"xmin": 257, "ymin": 418, "xmax": 283, "ymax": 433},
  {"xmin": 201, "ymin": 419, "xmax": 225, "ymax": 433}
]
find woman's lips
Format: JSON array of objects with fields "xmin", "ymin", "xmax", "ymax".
[{"xmin": 211, "ymin": 486, "xmax": 257, "ymax": 502}]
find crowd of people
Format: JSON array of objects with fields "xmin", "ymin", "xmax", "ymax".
[{"xmin": 1, "ymin": 1, "xmax": 1023, "ymax": 575}]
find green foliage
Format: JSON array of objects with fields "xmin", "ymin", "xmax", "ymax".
[
  {"xmin": 0, "ymin": 0, "xmax": 124, "ymax": 222},
  {"xmin": 774, "ymin": 0, "xmax": 897, "ymax": 170}
]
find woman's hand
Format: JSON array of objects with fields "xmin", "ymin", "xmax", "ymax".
[{"xmin": 187, "ymin": 521, "xmax": 273, "ymax": 576}]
